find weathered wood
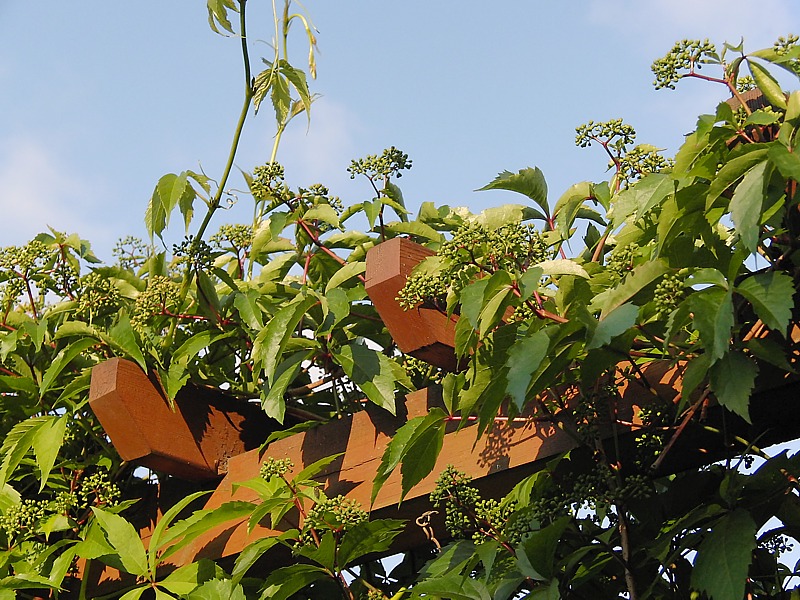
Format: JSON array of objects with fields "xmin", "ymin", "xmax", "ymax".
[{"xmin": 89, "ymin": 358, "xmax": 277, "ymax": 480}]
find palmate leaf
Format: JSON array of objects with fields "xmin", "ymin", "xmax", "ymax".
[
  {"xmin": 730, "ymin": 160, "xmax": 769, "ymax": 252},
  {"xmin": 334, "ymin": 343, "xmax": 412, "ymax": 415},
  {"xmin": 709, "ymin": 351, "xmax": 757, "ymax": 423},
  {"xmin": 90, "ymin": 507, "xmax": 149, "ymax": 578},
  {"xmin": 687, "ymin": 288, "xmax": 735, "ymax": 362},
  {"xmin": 736, "ymin": 271, "xmax": 794, "ymax": 333},
  {"xmin": 0, "ymin": 415, "xmax": 67, "ymax": 490},
  {"xmin": 505, "ymin": 329, "xmax": 550, "ymax": 410},
  {"xmin": 207, "ymin": 0, "xmax": 238, "ymax": 35},
  {"xmin": 691, "ymin": 509, "xmax": 757, "ymax": 600},
  {"xmin": 477, "ymin": 167, "xmax": 549, "ymax": 219},
  {"xmin": 371, "ymin": 408, "xmax": 447, "ymax": 505},
  {"xmin": 253, "ymin": 294, "xmax": 316, "ymax": 385}
]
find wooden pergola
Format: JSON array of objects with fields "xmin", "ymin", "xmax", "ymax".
[{"xmin": 82, "ymin": 237, "xmax": 800, "ymax": 594}]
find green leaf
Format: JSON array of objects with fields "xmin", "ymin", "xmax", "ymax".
[
  {"xmin": 709, "ymin": 351, "xmax": 757, "ymax": 423},
  {"xmin": 505, "ymin": 330, "xmax": 550, "ymax": 410},
  {"xmin": 730, "ymin": 160, "xmax": 769, "ymax": 252},
  {"xmin": 681, "ymin": 354, "xmax": 711, "ymax": 407},
  {"xmin": 384, "ymin": 220, "xmax": 444, "ymax": 242},
  {"xmin": 254, "ymin": 294, "xmax": 316, "ymax": 384},
  {"xmin": 259, "ymin": 564, "xmax": 330, "ymax": 600},
  {"xmin": 233, "ymin": 289, "xmax": 264, "ymax": 330},
  {"xmin": 411, "ymin": 574, "xmax": 491, "ymax": 600},
  {"xmin": 148, "ymin": 490, "xmax": 210, "ymax": 572},
  {"xmin": 535, "ymin": 259, "xmax": 589, "ymax": 279},
  {"xmin": 0, "ymin": 417, "xmax": 63, "ymax": 487},
  {"xmin": 335, "ymin": 343, "xmax": 402, "ymax": 415},
  {"xmin": 590, "ymin": 260, "xmax": 668, "ymax": 318},
  {"xmin": 554, "ymin": 181, "xmax": 593, "ymax": 237},
  {"xmin": 736, "ymin": 271, "xmax": 793, "ymax": 333},
  {"xmin": 337, "ymin": 519, "xmax": 405, "ymax": 568},
  {"xmin": 608, "ymin": 173, "xmax": 673, "ymax": 228},
  {"xmin": 91, "ymin": 507, "xmax": 149, "ymax": 577},
  {"xmin": 688, "ymin": 288, "xmax": 735, "ymax": 361},
  {"xmin": 207, "ymin": 0, "xmax": 238, "ymax": 35},
  {"xmin": 706, "ymin": 147, "xmax": 769, "ymax": 211},
  {"xmin": 587, "ymin": 303, "xmax": 639, "ymax": 350},
  {"xmin": 31, "ymin": 415, "xmax": 67, "ymax": 492},
  {"xmin": 159, "ymin": 501, "xmax": 255, "ymax": 562},
  {"xmin": 231, "ymin": 536, "xmax": 284, "ymax": 584},
  {"xmin": 294, "ymin": 452, "xmax": 344, "ymax": 483},
  {"xmin": 279, "ymin": 59, "xmax": 313, "ymax": 121},
  {"xmin": 516, "ymin": 516, "xmax": 570, "ymax": 580},
  {"xmin": 261, "ymin": 350, "xmax": 313, "ymax": 423},
  {"xmin": 187, "ymin": 579, "xmax": 247, "ymax": 600},
  {"xmin": 687, "ymin": 268, "xmax": 729, "ymax": 290},
  {"xmin": 325, "ymin": 261, "xmax": 366, "ymax": 292},
  {"xmin": 748, "ymin": 60, "xmax": 787, "ymax": 109},
  {"xmin": 398, "ymin": 416, "xmax": 446, "ymax": 502},
  {"xmin": 39, "ymin": 337, "xmax": 96, "ymax": 396},
  {"xmin": 477, "ymin": 167, "xmax": 549, "ymax": 219},
  {"xmin": 106, "ymin": 313, "xmax": 147, "ymax": 371},
  {"xmin": 158, "ymin": 559, "xmax": 223, "ymax": 595},
  {"xmin": 371, "ymin": 408, "xmax": 447, "ymax": 505},
  {"xmin": 769, "ymin": 143, "xmax": 800, "ymax": 181},
  {"xmin": 303, "ymin": 204, "xmax": 341, "ymax": 229},
  {"xmin": 691, "ymin": 509, "xmax": 757, "ymax": 600}
]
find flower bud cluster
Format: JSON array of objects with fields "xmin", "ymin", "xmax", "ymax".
[
  {"xmin": 132, "ymin": 275, "xmax": 180, "ymax": 327},
  {"xmin": 575, "ymin": 119, "xmax": 636, "ymax": 153},
  {"xmin": 113, "ymin": 236, "xmax": 148, "ymax": 271},
  {"xmin": 348, "ymin": 146, "xmax": 412, "ymax": 180},
  {"xmin": 77, "ymin": 272, "xmax": 122, "ymax": 321},
  {"xmin": 616, "ymin": 145, "xmax": 674, "ymax": 184},
  {"xmin": 211, "ymin": 224, "xmax": 253, "ymax": 253},
  {"xmin": 605, "ymin": 243, "xmax": 639, "ymax": 282},
  {"xmin": 651, "ymin": 39, "xmax": 717, "ymax": 90},
  {"xmin": 653, "ymin": 273, "xmax": 685, "ymax": 317},
  {"xmin": 173, "ymin": 235, "xmax": 214, "ymax": 270},
  {"xmin": 250, "ymin": 162, "xmax": 286, "ymax": 201},
  {"xmin": 299, "ymin": 495, "xmax": 368, "ymax": 547},
  {"xmin": 397, "ymin": 222, "xmax": 549, "ymax": 311},
  {"xmin": 260, "ymin": 457, "xmax": 294, "ymax": 480},
  {"xmin": 79, "ymin": 470, "xmax": 121, "ymax": 507}
]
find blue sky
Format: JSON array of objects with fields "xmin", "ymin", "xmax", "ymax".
[{"xmin": 1, "ymin": 1, "xmax": 798, "ymax": 260}]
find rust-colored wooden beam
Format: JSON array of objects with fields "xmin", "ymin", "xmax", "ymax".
[
  {"xmin": 365, "ymin": 237, "xmax": 461, "ymax": 371},
  {"xmin": 89, "ymin": 359, "xmax": 277, "ymax": 480}
]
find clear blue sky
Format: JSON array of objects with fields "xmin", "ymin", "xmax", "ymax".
[{"xmin": 1, "ymin": 1, "xmax": 798, "ymax": 260}]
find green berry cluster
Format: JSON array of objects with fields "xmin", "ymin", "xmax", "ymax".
[
  {"xmin": 172, "ymin": 235, "xmax": 214, "ymax": 270},
  {"xmin": 260, "ymin": 457, "xmax": 294, "ymax": 480},
  {"xmin": 430, "ymin": 466, "xmax": 481, "ymax": 538},
  {"xmin": 113, "ymin": 236, "xmax": 148, "ymax": 271},
  {"xmin": 735, "ymin": 75, "xmax": 757, "ymax": 93},
  {"xmin": 653, "ymin": 273, "xmax": 685, "ymax": 317},
  {"xmin": 79, "ymin": 470, "xmax": 121, "ymax": 507},
  {"xmin": 132, "ymin": 275, "xmax": 179, "ymax": 327},
  {"xmin": 0, "ymin": 499, "xmax": 47, "ymax": 545},
  {"xmin": 366, "ymin": 590, "xmax": 388, "ymax": 600},
  {"xmin": 774, "ymin": 34, "xmax": 799, "ymax": 56},
  {"xmin": 299, "ymin": 495, "xmax": 368, "ymax": 546},
  {"xmin": 606, "ymin": 243, "xmax": 639, "ymax": 281},
  {"xmin": 397, "ymin": 222, "xmax": 549, "ymax": 311},
  {"xmin": 0, "ymin": 240, "xmax": 51, "ymax": 275},
  {"xmin": 616, "ymin": 145, "xmax": 674, "ymax": 184},
  {"xmin": 303, "ymin": 183, "xmax": 344, "ymax": 214},
  {"xmin": 431, "ymin": 466, "xmax": 523, "ymax": 544},
  {"xmin": 401, "ymin": 355, "xmax": 442, "ymax": 386},
  {"xmin": 50, "ymin": 491, "xmax": 78, "ymax": 516},
  {"xmin": 651, "ymin": 39, "xmax": 717, "ymax": 90},
  {"xmin": 575, "ymin": 119, "xmax": 636, "ymax": 154},
  {"xmin": 348, "ymin": 147, "xmax": 412, "ymax": 180},
  {"xmin": 77, "ymin": 272, "xmax": 121, "ymax": 321},
  {"xmin": 761, "ymin": 532, "xmax": 794, "ymax": 555},
  {"xmin": 211, "ymin": 224, "xmax": 253, "ymax": 253},
  {"xmin": 250, "ymin": 162, "xmax": 286, "ymax": 200}
]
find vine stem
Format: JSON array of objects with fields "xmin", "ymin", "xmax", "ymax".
[{"xmin": 163, "ymin": 1, "xmax": 254, "ymax": 351}]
